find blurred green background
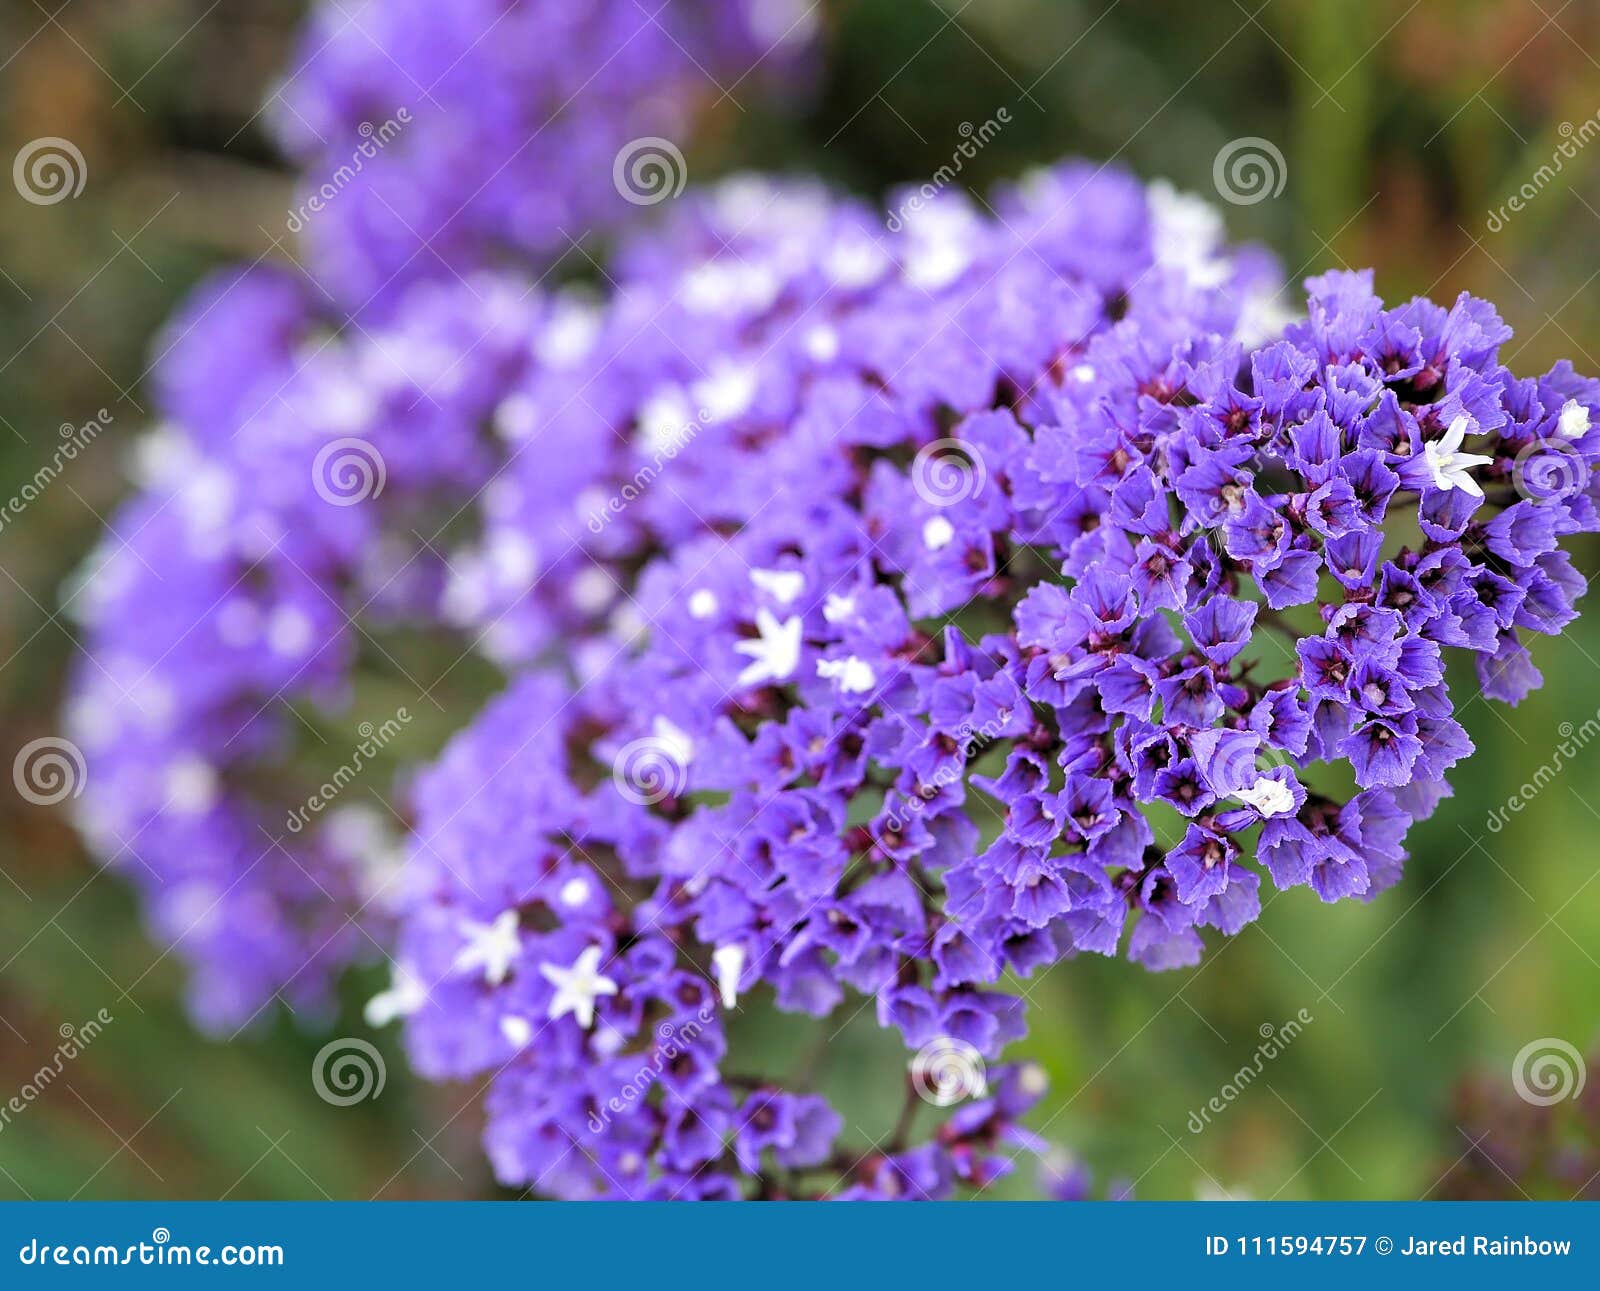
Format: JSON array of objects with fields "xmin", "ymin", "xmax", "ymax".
[{"xmin": 2, "ymin": 0, "xmax": 1598, "ymax": 1200}]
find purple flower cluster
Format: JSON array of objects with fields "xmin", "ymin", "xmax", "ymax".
[
  {"xmin": 274, "ymin": 0, "xmax": 816, "ymax": 310},
  {"xmin": 374, "ymin": 173, "xmax": 1597, "ymax": 1197},
  {"xmin": 66, "ymin": 22, "xmax": 1598, "ymax": 1187}
]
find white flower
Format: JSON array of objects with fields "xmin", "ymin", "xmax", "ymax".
[
  {"xmin": 901, "ymin": 202, "xmax": 981, "ymax": 289},
  {"xmin": 539, "ymin": 946, "xmax": 619, "ymax": 1030},
  {"xmin": 164, "ymin": 757, "xmax": 218, "ymax": 816},
  {"xmin": 712, "ymin": 944, "xmax": 745, "ymax": 1010},
  {"xmin": 687, "ymin": 588, "xmax": 720, "ymax": 620},
  {"xmin": 822, "ymin": 593, "xmax": 856, "ymax": 624},
  {"xmin": 817, "ymin": 655, "xmax": 877, "ymax": 694},
  {"xmin": 365, "ymin": 963, "xmax": 427, "ymax": 1027},
  {"xmin": 734, "ymin": 609, "xmax": 803, "ymax": 689},
  {"xmin": 637, "ymin": 385, "xmax": 695, "ymax": 455},
  {"xmin": 823, "ymin": 237, "xmax": 889, "ymax": 289},
  {"xmin": 1233, "ymin": 776, "xmax": 1295, "ymax": 818},
  {"xmin": 1148, "ymin": 181, "xmax": 1229, "ymax": 289},
  {"xmin": 749, "ymin": 567, "xmax": 805, "ymax": 605},
  {"xmin": 651, "ymin": 715, "xmax": 694, "ymax": 766},
  {"xmin": 1423, "ymin": 415, "xmax": 1494, "ymax": 497},
  {"xmin": 691, "ymin": 362, "xmax": 758, "ymax": 423},
  {"xmin": 922, "ymin": 515, "xmax": 955, "ymax": 550},
  {"xmin": 804, "ymin": 324, "xmax": 840, "ymax": 363},
  {"xmin": 535, "ymin": 296, "xmax": 601, "ymax": 368},
  {"xmin": 1019, "ymin": 1063, "xmax": 1049, "ymax": 1096},
  {"xmin": 1558, "ymin": 398, "xmax": 1591, "ymax": 440},
  {"xmin": 499, "ymin": 1015, "xmax": 533, "ymax": 1048},
  {"xmin": 266, "ymin": 605, "xmax": 313, "ymax": 657},
  {"xmin": 452, "ymin": 909, "xmax": 522, "ymax": 985}
]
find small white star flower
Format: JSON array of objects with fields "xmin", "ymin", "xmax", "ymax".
[
  {"xmin": 499, "ymin": 1015, "xmax": 533, "ymax": 1048},
  {"xmin": 569, "ymin": 565, "xmax": 613, "ymax": 614},
  {"xmin": 712, "ymin": 944, "xmax": 745, "ymax": 1010},
  {"xmin": 1558, "ymin": 399, "xmax": 1591, "ymax": 440},
  {"xmin": 266, "ymin": 605, "xmax": 313, "ymax": 657},
  {"xmin": 687, "ymin": 588, "xmax": 720, "ymax": 620},
  {"xmin": 1019, "ymin": 1063, "xmax": 1049, "ymax": 1097},
  {"xmin": 1423, "ymin": 415, "xmax": 1494, "ymax": 497},
  {"xmin": 817, "ymin": 655, "xmax": 877, "ymax": 694},
  {"xmin": 822, "ymin": 593, "xmax": 856, "ymax": 624},
  {"xmin": 1233, "ymin": 777, "xmax": 1295, "ymax": 818},
  {"xmin": 164, "ymin": 757, "xmax": 218, "ymax": 816},
  {"xmin": 734, "ymin": 609, "xmax": 803, "ymax": 689},
  {"xmin": 535, "ymin": 297, "xmax": 601, "ymax": 368},
  {"xmin": 539, "ymin": 946, "xmax": 619, "ymax": 1030},
  {"xmin": 804, "ymin": 324, "xmax": 840, "ymax": 363},
  {"xmin": 651, "ymin": 715, "xmax": 694, "ymax": 766},
  {"xmin": 692, "ymin": 362, "xmax": 758, "ymax": 423},
  {"xmin": 365, "ymin": 963, "xmax": 427, "ymax": 1027},
  {"xmin": 749, "ymin": 567, "xmax": 805, "ymax": 605},
  {"xmin": 637, "ymin": 385, "xmax": 694, "ymax": 455},
  {"xmin": 1148, "ymin": 181, "xmax": 1229, "ymax": 289},
  {"xmin": 922, "ymin": 515, "xmax": 955, "ymax": 550},
  {"xmin": 823, "ymin": 237, "xmax": 888, "ymax": 289},
  {"xmin": 452, "ymin": 909, "xmax": 522, "ymax": 985}
]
